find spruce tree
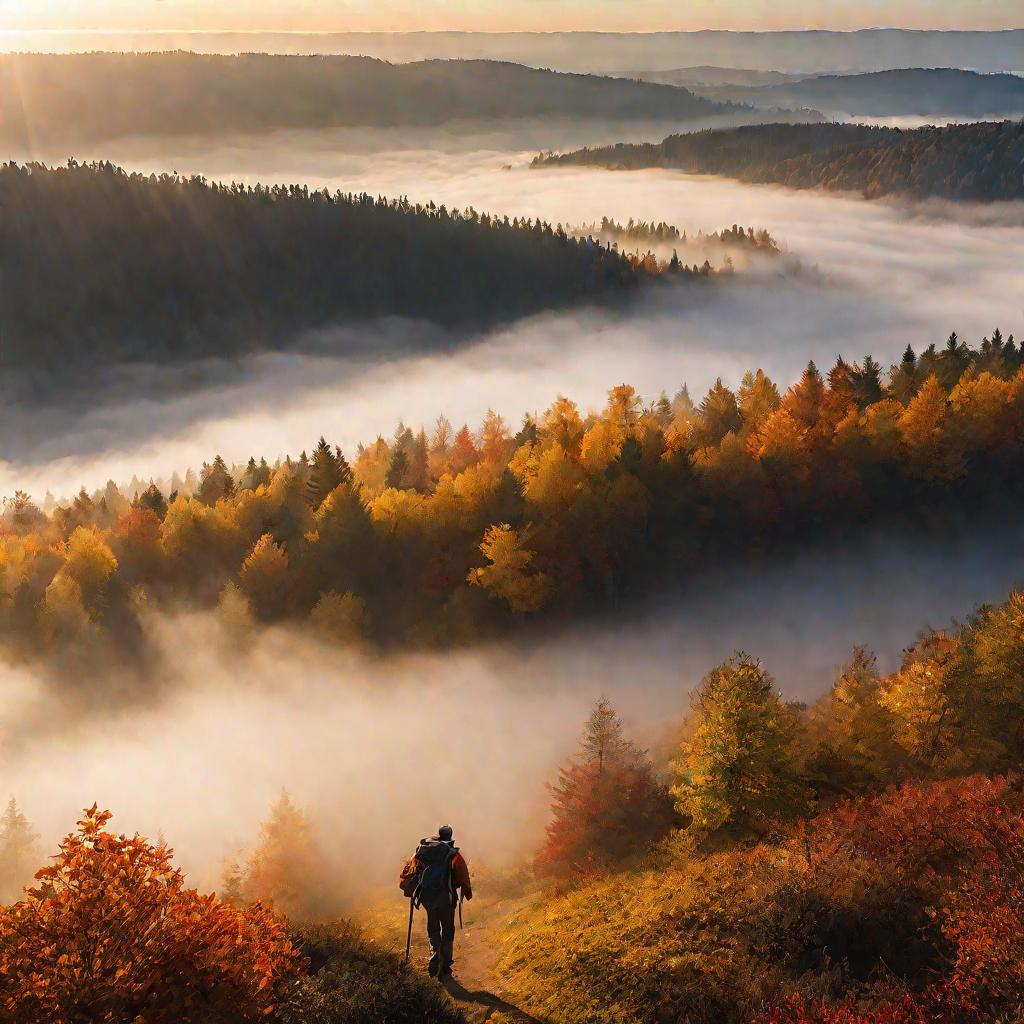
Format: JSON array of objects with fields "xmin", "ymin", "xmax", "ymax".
[
  {"xmin": 0, "ymin": 797, "xmax": 40, "ymax": 903},
  {"xmin": 306, "ymin": 437, "xmax": 343, "ymax": 508}
]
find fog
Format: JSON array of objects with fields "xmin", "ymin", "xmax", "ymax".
[
  {"xmin": 4, "ymin": 127, "xmax": 1023, "ymax": 495},
  {"xmin": 3, "ymin": 522, "xmax": 1023, "ymax": 898},
  {"xmin": 3, "ymin": 123, "xmax": 1023, "ymax": 903}
]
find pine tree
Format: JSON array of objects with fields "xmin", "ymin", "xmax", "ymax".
[
  {"xmin": 385, "ymin": 446, "xmax": 409, "ymax": 489},
  {"xmin": 850, "ymin": 355, "xmax": 884, "ymax": 408},
  {"xmin": 306, "ymin": 437, "xmax": 344, "ymax": 508},
  {"xmin": 219, "ymin": 859, "xmax": 246, "ymax": 906},
  {"xmin": 244, "ymin": 791, "xmax": 330, "ymax": 919},
  {"xmin": 197, "ymin": 456, "xmax": 235, "ymax": 506},
  {"xmin": 696, "ymin": 378, "xmax": 742, "ymax": 446},
  {"xmin": 782, "ymin": 361, "xmax": 826, "ymax": 428},
  {"xmin": 0, "ymin": 797, "xmax": 40, "ymax": 903},
  {"xmin": 535, "ymin": 697, "xmax": 674, "ymax": 878}
]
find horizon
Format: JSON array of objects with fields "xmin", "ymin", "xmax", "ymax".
[{"xmin": 1, "ymin": 1, "xmax": 1022, "ymax": 35}]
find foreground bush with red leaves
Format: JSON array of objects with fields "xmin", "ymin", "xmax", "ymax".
[
  {"xmin": 0, "ymin": 805, "xmax": 304, "ymax": 1024},
  {"xmin": 759, "ymin": 776, "xmax": 1024, "ymax": 1024}
]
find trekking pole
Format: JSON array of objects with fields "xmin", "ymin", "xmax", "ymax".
[
  {"xmin": 458, "ymin": 892, "xmax": 464, "ymax": 930},
  {"xmin": 405, "ymin": 898, "xmax": 415, "ymax": 963}
]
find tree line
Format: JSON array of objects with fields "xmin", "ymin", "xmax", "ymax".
[
  {"xmin": 535, "ymin": 119, "xmax": 1024, "ymax": 201},
  {"xmin": 0, "ymin": 51, "xmax": 737, "ymax": 148},
  {"xmin": 0, "ymin": 160, "xmax": 640, "ymax": 377},
  {"xmin": 3, "ymin": 327, "xmax": 1024, "ymax": 664}
]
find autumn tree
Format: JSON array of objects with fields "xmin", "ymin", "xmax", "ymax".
[
  {"xmin": 672, "ymin": 654, "xmax": 809, "ymax": 834},
  {"xmin": 238, "ymin": 533, "xmax": 290, "ymax": 619},
  {"xmin": 536, "ymin": 697, "xmax": 675, "ymax": 878},
  {"xmin": 695, "ymin": 378, "xmax": 742, "ymax": 447},
  {"xmin": 198, "ymin": 455, "xmax": 235, "ymax": 506},
  {"xmin": 244, "ymin": 791, "xmax": 331, "ymax": 920},
  {"xmin": 0, "ymin": 798, "xmax": 40, "ymax": 904},
  {"xmin": 468, "ymin": 523, "xmax": 551, "ymax": 614},
  {"xmin": 738, "ymin": 369, "xmax": 781, "ymax": 435},
  {"xmin": 0, "ymin": 805, "xmax": 302, "ymax": 1023}
]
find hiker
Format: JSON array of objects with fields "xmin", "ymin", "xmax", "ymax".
[{"xmin": 399, "ymin": 824, "xmax": 473, "ymax": 979}]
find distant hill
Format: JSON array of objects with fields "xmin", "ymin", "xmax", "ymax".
[
  {"xmin": 692, "ymin": 68, "xmax": 1024, "ymax": 117},
  {"xmin": 630, "ymin": 67, "xmax": 805, "ymax": 89},
  {"xmin": 535, "ymin": 120, "xmax": 1024, "ymax": 202},
  {"xmin": 3, "ymin": 29, "xmax": 1023, "ymax": 76},
  {"xmin": 0, "ymin": 52, "xmax": 742, "ymax": 146}
]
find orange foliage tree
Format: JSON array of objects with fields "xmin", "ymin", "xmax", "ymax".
[{"xmin": 0, "ymin": 805, "xmax": 303, "ymax": 1023}]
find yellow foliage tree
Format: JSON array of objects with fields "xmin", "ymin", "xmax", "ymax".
[
  {"xmin": 369, "ymin": 487, "xmax": 427, "ymax": 535},
  {"xmin": 898, "ymin": 374, "xmax": 965, "ymax": 483},
  {"xmin": 580, "ymin": 420, "xmax": 625, "ymax": 474},
  {"xmin": 468, "ymin": 524, "xmax": 551, "ymax": 614},
  {"xmin": 60, "ymin": 527, "xmax": 117, "ymax": 610},
  {"xmin": 310, "ymin": 590, "xmax": 368, "ymax": 644},
  {"xmin": 238, "ymin": 534, "xmax": 290, "ymax": 619}
]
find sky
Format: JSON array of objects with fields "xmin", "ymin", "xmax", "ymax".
[{"xmin": 0, "ymin": 0, "xmax": 1020, "ymax": 33}]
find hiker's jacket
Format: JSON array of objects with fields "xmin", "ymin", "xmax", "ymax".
[{"xmin": 451, "ymin": 851, "xmax": 472, "ymax": 900}]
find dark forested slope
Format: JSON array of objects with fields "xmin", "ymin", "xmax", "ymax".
[
  {"xmin": 536, "ymin": 120, "xmax": 1024, "ymax": 201},
  {"xmin": 0, "ymin": 161, "xmax": 637, "ymax": 372},
  {"xmin": 694, "ymin": 68, "xmax": 1024, "ymax": 117},
  {"xmin": 0, "ymin": 51, "xmax": 740, "ymax": 146}
]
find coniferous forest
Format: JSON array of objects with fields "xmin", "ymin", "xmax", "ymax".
[
  {"xmin": 0, "ymin": 161, "xmax": 644, "ymax": 375},
  {"xmin": 536, "ymin": 119, "xmax": 1024, "ymax": 201}
]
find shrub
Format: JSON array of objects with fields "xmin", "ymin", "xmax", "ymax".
[
  {"xmin": 0, "ymin": 805, "xmax": 303, "ymax": 1023},
  {"xmin": 282, "ymin": 920, "xmax": 465, "ymax": 1024}
]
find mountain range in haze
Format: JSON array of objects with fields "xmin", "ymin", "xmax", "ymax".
[
  {"xmin": 649, "ymin": 67, "xmax": 1024, "ymax": 118},
  {"xmin": 1, "ymin": 29, "xmax": 1022, "ymax": 75},
  {"xmin": 0, "ymin": 52, "xmax": 799, "ymax": 148}
]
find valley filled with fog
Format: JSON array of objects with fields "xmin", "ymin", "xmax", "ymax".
[
  {"xmin": 4, "ymin": 117, "xmax": 1024, "ymax": 895},
  {"xmin": 4, "ymin": 521, "xmax": 1024, "ymax": 894},
  {"xmin": 6, "ymin": 123, "xmax": 1024, "ymax": 490}
]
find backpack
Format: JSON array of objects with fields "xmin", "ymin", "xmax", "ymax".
[{"xmin": 411, "ymin": 839, "xmax": 456, "ymax": 908}]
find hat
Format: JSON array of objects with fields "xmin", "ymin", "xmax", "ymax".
[{"xmin": 438, "ymin": 824, "xmax": 453, "ymax": 841}]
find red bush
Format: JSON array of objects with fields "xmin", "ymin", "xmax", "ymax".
[{"xmin": 0, "ymin": 805, "xmax": 304, "ymax": 1023}]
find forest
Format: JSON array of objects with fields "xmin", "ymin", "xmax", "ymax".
[
  {"xmin": 569, "ymin": 217, "xmax": 781, "ymax": 257},
  {"xmin": 685, "ymin": 67, "xmax": 1024, "ymax": 118},
  {"xmin": 3, "ymin": 327, "xmax": 1023, "ymax": 667},
  {"xmin": 0, "ymin": 161, "xmax": 642, "ymax": 376},
  {"xmin": 536, "ymin": 119, "xmax": 1024, "ymax": 201},
  {"xmin": 0, "ymin": 51, "xmax": 743, "ymax": 147}
]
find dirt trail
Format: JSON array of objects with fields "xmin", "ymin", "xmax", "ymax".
[{"xmin": 406, "ymin": 894, "xmax": 546, "ymax": 1023}]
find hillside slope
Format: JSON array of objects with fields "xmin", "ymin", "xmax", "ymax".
[
  {"xmin": 0, "ymin": 52, "xmax": 741, "ymax": 146},
  {"xmin": 696, "ymin": 68, "xmax": 1024, "ymax": 117},
  {"xmin": 0, "ymin": 161, "xmax": 638, "ymax": 373},
  {"xmin": 536, "ymin": 120, "xmax": 1024, "ymax": 201}
]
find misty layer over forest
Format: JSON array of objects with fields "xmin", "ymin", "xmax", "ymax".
[
  {"xmin": 674, "ymin": 68, "xmax": 1024, "ymax": 119},
  {"xmin": 538, "ymin": 119, "xmax": 1024, "ymax": 201},
  {"xmin": 4, "ymin": 29, "xmax": 1023, "ymax": 75},
  {"xmin": 0, "ymin": 52, "xmax": 781, "ymax": 149}
]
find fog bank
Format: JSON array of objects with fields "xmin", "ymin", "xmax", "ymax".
[
  {"xmin": 3, "ymin": 133, "xmax": 1022, "ymax": 497},
  {"xmin": 2, "ymin": 524, "xmax": 1022, "ymax": 896}
]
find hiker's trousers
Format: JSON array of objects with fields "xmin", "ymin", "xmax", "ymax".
[{"xmin": 425, "ymin": 901, "xmax": 457, "ymax": 974}]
